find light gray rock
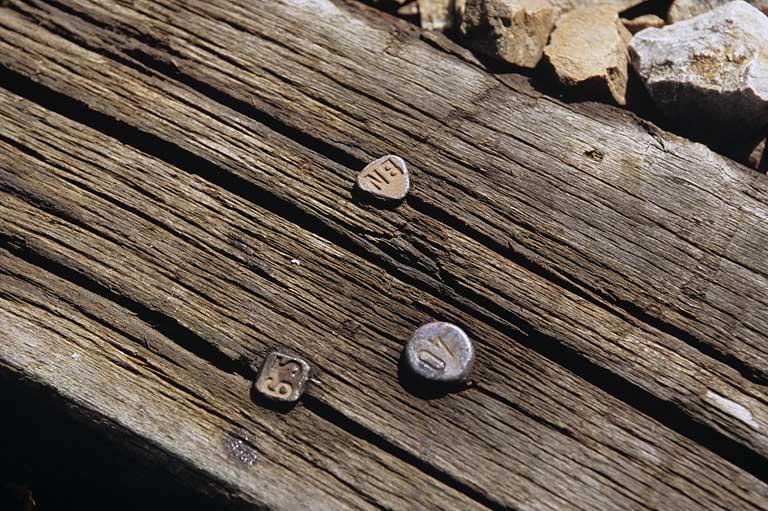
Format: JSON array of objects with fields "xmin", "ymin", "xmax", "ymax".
[
  {"xmin": 622, "ymin": 14, "xmax": 665, "ymax": 33},
  {"xmin": 459, "ymin": 0, "xmax": 556, "ymax": 68},
  {"xmin": 667, "ymin": 0, "xmax": 768, "ymax": 22},
  {"xmin": 419, "ymin": 0, "xmax": 645, "ymax": 25},
  {"xmin": 629, "ymin": 1, "xmax": 768, "ymax": 140},
  {"xmin": 544, "ymin": 6, "xmax": 632, "ymax": 105}
]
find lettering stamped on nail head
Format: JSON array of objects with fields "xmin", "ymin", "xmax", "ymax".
[
  {"xmin": 356, "ymin": 155, "xmax": 410, "ymax": 201},
  {"xmin": 404, "ymin": 322, "xmax": 475, "ymax": 383},
  {"xmin": 254, "ymin": 351, "xmax": 311, "ymax": 402}
]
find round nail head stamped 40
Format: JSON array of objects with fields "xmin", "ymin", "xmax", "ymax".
[
  {"xmin": 356, "ymin": 155, "xmax": 410, "ymax": 201},
  {"xmin": 404, "ymin": 322, "xmax": 475, "ymax": 383}
]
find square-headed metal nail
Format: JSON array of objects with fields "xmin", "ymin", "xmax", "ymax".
[{"xmin": 254, "ymin": 351, "xmax": 311, "ymax": 402}]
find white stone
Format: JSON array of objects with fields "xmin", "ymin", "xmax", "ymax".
[
  {"xmin": 705, "ymin": 391, "xmax": 761, "ymax": 430},
  {"xmin": 398, "ymin": 1, "xmax": 420, "ymax": 16},
  {"xmin": 667, "ymin": 0, "xmax": 768, "ymax": 22},
  {"xmin": 629, "ymin": 1, "xmax": 768, "ymax": 139}
]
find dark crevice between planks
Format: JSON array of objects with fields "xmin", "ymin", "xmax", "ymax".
[
  {"xmin": 0, "ymin": 368, "xmax": 263, "ymax": 511},
  {"xmin": 2, "ymin": 63, "xmax": 768, "ymax": 483},
  {"xmin": 120, "ymin": 21, "xmax": 768, "ymax": 387},
  {"xmin": 12, "ymin": 0, "xmax": 767, "ymax": 386},
  {"xmin": 11, "ymin": 0, "xmax": 765, "ymax": 384},
  {"xmin": 0, "ymin": 231, "xmax": 250, "ymax": 379},
  {"xmin": 410, "ymin": 194, "xmax": 768, "ymax": 388},
  {"xmin": 302, "ymin": 395, "xmax": 507, "ymax": 511},
  {"xmin": 126, "ymin": 48, "xmax": 369, "ymax": 172},
  {"xmin": 116, "ymin": 40, "xmax": 768, "ymax": 387},
  {"xmin": 17, "ymin": 0, "xmax": 181, "ymax": 68},
  {"xmin": 13, "ymin": 0, "xmax": 369, "ymax": 172},
  {"xmin": 0, "ymin": 236, "xmax": 505, "ymax": 511},
  {"xmin": 0, "ymin": 130, "xmax": 289, "ymax": 293},
  {"xmin": 618, "ymin": 299, "xmax": 768, "ymax": 385}
]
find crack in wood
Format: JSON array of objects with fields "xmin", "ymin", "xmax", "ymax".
[
  {"xmin": 1, "ymin": 2, "xmax": 768, "ymax": 508},
  {"xmin": 1, "ymin": 34, "xmax": 768, "ymax": 487}
]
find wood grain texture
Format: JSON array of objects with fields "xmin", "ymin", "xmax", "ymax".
[
  {"xmin": 1, "ymin": 0, "xmax": 767, "ymax": 461},
  {"xmin": 0, "ymin": 247, "xmax": 489, "ymax": 511},
  {"xmin": 30, "ymin": 0, "xmax": 768, "ymax": 383},
  {"xmin": 0, "ymin": 56, "xmax": 766, "ymax": 511},
  {"xmin": 0, "ymin": 0, "xmax": 767, "ymax": 509}
]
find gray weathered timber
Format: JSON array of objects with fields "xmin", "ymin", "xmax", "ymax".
[
  {"xmin": 21, "ymin": 0, "xmax": 767, "ymax": 386},
  {"xmin": 1, "ymin": 0, "xmax": 767, "ymax": 463},
  {"xmin": 0, "ymin": 249, "xmax": 485, "ymax": 511},
  {"xmin": 1, "ymin": 0, "xmax": 768, "ymax": 509},
  {"xmin": 1, "ymin": 88, "xmax": 767, "ymax": 510}
]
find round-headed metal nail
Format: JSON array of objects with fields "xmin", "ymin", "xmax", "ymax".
[
  {"xmin": 404, "ymin": 322, "xmax": 475, "ymax": 383},
  {"xmin": 254, "ymin": 351, "xmax": 311, "ymax": 402},
  {"xmin": 356, "ymin": 155, "xmax": 410, "ymax": 201}
]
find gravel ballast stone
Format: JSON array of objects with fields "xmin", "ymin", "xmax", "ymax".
[
  {"xmin": 544, "ymin": 6, "xmax": 632, "ymax": 105},
  {"xmin": 460, "ymin": 0, "xmax": 556, "ymax": 68},
  {"xmin": 629, "ymin": 1, "xmax": 768, "ymax": 140}
]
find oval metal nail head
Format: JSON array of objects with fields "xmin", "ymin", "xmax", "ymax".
[
  {"xmin": 356, "ymin": 155, "xmax": 410, "ymax": 201},
  {"xmin": 404, "ymin": 322, "xmax": 475, "ymax": 383}
]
